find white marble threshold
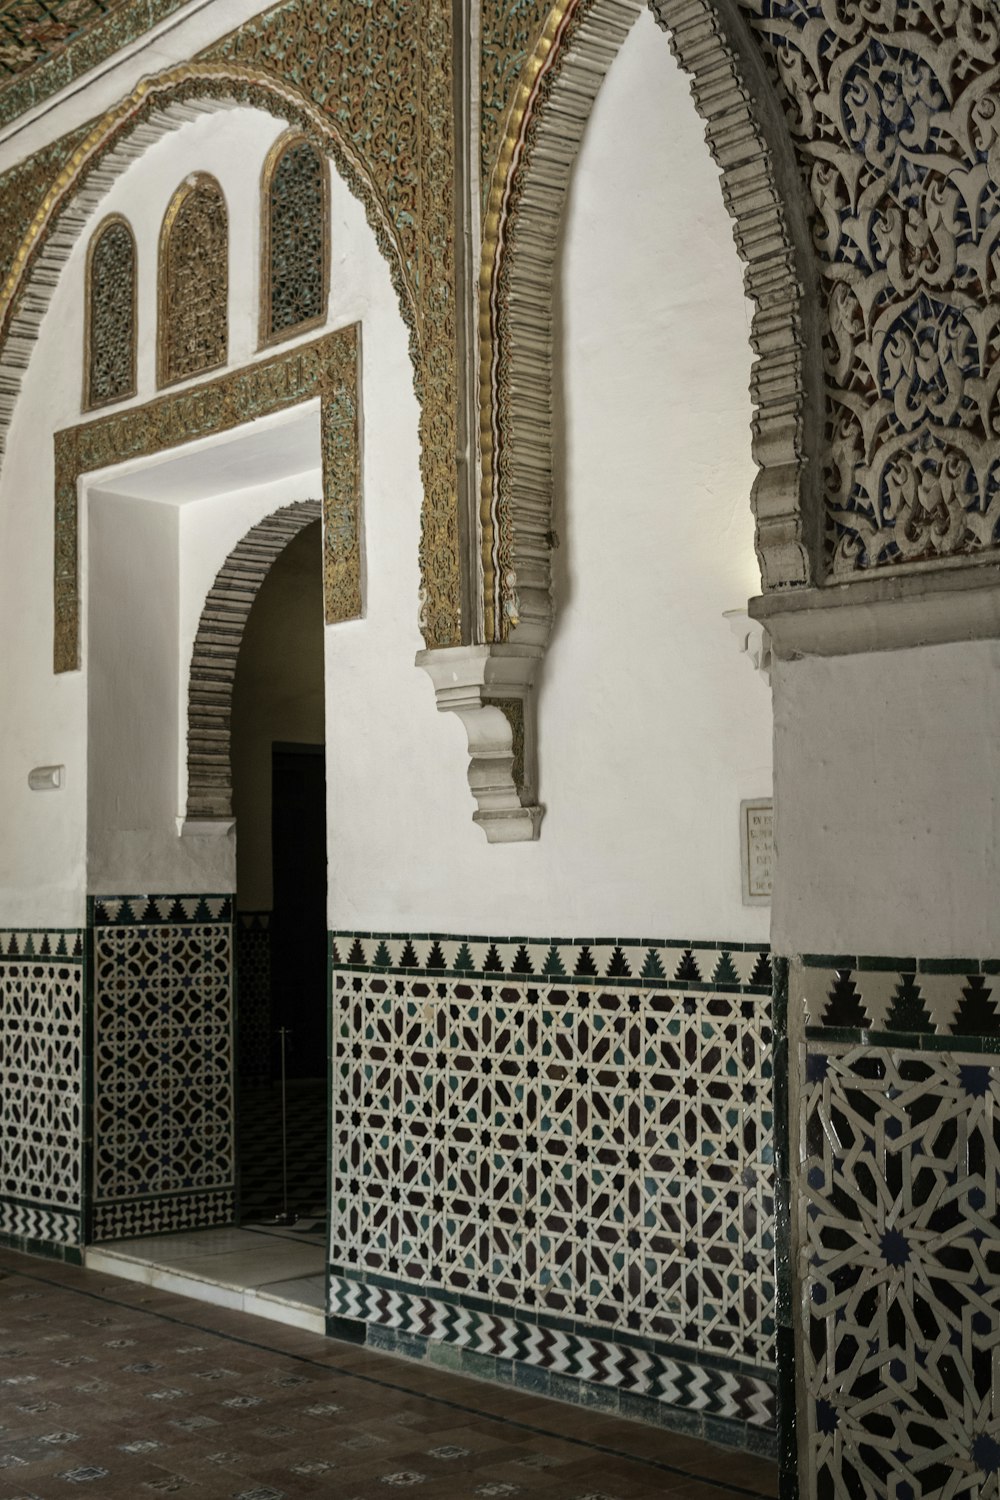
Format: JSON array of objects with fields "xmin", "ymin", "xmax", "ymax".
[{"xmin": 85, "ymin": 1226, "xmax": 327, "ymax": 1335}]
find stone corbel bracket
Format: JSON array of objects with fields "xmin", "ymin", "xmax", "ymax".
[{"xmin": 416, "ymin": 644, "xmax": 543, "ymax": 843}]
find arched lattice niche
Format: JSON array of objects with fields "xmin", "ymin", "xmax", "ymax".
[
  {"xmin": 260, "ymin": 132, "xmax": 329, "ymax": 347},
  {"xmin": 84, "ymin": 214, "xmax": 136, "ymax": 410},
  {"xmin": 186, "ymin": 499, "xmax": 321, "ymax": 823},
  {"xmin": 158, "ymin": 172, "xmax": 229, "ymax": 388}
]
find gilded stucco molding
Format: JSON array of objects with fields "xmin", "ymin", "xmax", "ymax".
[
  {"xmin": 0, "ymin": 6, "xmax": 463, "ymax": 650},
  {"xmin": 0, "ymin": 0, "xmax": 189, "ymax": 129},
  {"xmin": 54, "ymin": 323, "xmax": 363, "ymax": 674},
  {"xmin": 479, "ymin": 0, "xmax": 816, "ymax": 646},
  {"xmin": 479, "ymin": 0, "xmax": 644, "ymax": 646},
  {"xmin": 187, "ymin": 499, "xmax": 323, "ymax": 822}
]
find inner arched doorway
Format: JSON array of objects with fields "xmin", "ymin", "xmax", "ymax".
[{"xmin": 230, "ymin": 518, "xmax": 329, "ymax": 1229}]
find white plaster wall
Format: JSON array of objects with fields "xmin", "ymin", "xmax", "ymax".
[
  {"xmin": 0, "ymin": 105, "xmax": 324, "ymax": 922},
  {"xmin": 323, "ymin": 11, "xmax": 772, "ymax": 941},
  {"xmin": 87, "ymin": 492, "xmax": 189, "ymax": 892},
  {"xmin": 0, "ymin": 21, "xmax": 773, "ymax": 942},
  {"xmin": 771, "ymin": 643, "xmax": 1000, "ymax": 959}
]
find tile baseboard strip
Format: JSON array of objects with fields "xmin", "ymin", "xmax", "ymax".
[{"xmin": 327, "ymin": 1274, "xmax": 776, "ymax": 1449}]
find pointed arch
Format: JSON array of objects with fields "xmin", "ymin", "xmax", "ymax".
[
  {"xmin": 478, "ymin": 0, "xmax": 820, "ymax": 645},
  {"xmin": 186, "ymin": 499, "xmax": 322, "ymax": 822},
  {"xmin": 260, "ymin": 131, "xmax": 330, "ymax": 348},
  {"xmin": 83, "ymin": 213, "xmax": 136, "ymax": 411},
  {"xmin": 158, "ymin": 172, "xmax": 229, "ymax": 387}
]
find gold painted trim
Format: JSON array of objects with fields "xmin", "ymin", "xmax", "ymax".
[
  {"xmin": 82, "ymin": 212, "xmax": 137, "ymax": 413},
  {"xmin": 478, "ymin": 2, "xmax": 577, "ymax": 643},
  {"xmin": 156, "ymin": 171, "xmax": 229, "ymax": 390},
  {"xmin": 258, "ymin": 130, "xmax": 331, "ymax": 352},
  {"xmin": 0, "ymin": 62, "xmax": 416, "ymax": 341},
  {"xmin": 54, "ymin": 325, "xmax": 363, "ymax": 674}
]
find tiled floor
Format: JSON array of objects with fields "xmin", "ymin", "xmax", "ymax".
[{"xmin": 0, "ymin": 1248, "xmax": 779, "ymax": 1499}]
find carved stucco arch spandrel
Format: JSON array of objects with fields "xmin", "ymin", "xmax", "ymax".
[{"xmin": 0, "ymin": 64, "xmax": 415, "ymax": 469}]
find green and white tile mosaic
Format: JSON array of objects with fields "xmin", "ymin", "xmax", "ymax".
[
  {"xmin": 330, "ymin": 934, "xmax": 776, "ymax": 1443},
  {"xmin": 0, "ymin": 937, "xmax": 86, "ymax": 1257},
  {"xmin": 90, "ymin": 895, "xmax": 236, "ymax": 1241}
]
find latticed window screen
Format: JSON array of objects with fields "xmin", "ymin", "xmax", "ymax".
[
  {"xmin": 158, "ymin": 175, "xmax": 228, "ymax": 386},
  {"xmin": 85, "ymin": 217, "xmax": 136, "ymax": 409},
  {"xmin": 263, "ymin": 136, "xmax": 327, "ymax": 343}
]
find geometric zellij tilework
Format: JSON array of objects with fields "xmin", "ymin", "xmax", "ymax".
[
  {"xmin": 90, "ymin": 896, "xmax": 236, "ymax": 1242},
  {"xmin": 794, "ymin": 958, "xmax": 1000, "ymax": 1499},
  {"xmin": 330, "ymin": 932, "xmax": 776, "ymax": 1444},
  {"xmin": 0, "ymin": 930, "xmax": 86, "ymax": 1258}
]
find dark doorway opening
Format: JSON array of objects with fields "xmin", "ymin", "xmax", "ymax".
[
  {"xmin": 230, "ymin": 519, "xmax": 329, "ymax": 1230},
  {"xmin": 271, "ymin": 743, "xmax": 328, "ymax": 1079}
]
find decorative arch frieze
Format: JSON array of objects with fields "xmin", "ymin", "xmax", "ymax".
[
  {"xmin": 0, "ymin": 26, "xmax": 463, "ymax": 649},
  {"xmin": 418, "ymin": 0, "xmax": 817, "ymax": 842},
  {"xmin": 186, "ymin": 500, "xmax": 322, "ymax": 822},
  {"xmin": 83, "ymin": 213, "xmax": 137, "ymax": 411}
]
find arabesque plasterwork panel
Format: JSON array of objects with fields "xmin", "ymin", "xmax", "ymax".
[
  {"xmin": 0, "ymin": 0, "xmax": 188, "ymax": 128},
  {"xmin": 53, "ymin": 324, "xmax": 362, "ymax": 674},
  {"xmin": 481, "ymin": 0, "xmax": 1000, "ymax": 615},
  {"xmin": 0, "ymin": 0, "xmax": 461, "ymax": 653},
  {"xmin": 741, "ymin": 0, "xmax": 1000, "ymax": 577}
]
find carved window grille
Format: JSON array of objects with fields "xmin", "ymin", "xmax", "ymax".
[
  {"xmin": 261, "ymin": 134, "xmax": 328, "ymax": 346},
  {"xmin": 85, "ymin": 216, "xmax": 136, "ymax": 410},
  {"xmin": 158, "ymin": 173, "xmax": 228, "ymax": 387}
]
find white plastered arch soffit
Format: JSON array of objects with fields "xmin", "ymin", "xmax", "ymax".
[
  {"xmin": 185, "ymin": 499, "xmax": 322, "ymax": 827},
  {"xmin": 430, "ymin": 0, "xmax": 821, "ymax": 842}
]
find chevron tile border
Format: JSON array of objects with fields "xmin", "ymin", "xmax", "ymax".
[
  {"xmin": 328, "ymin": 1275, "xmax": 776, "ymax": 1438},
  {"xmin": 330, "ymin": 931, "xmax": 772, "ymax": 991},
  {"xmin": 0, "ymin": 1198, "xmax": 82, "ymax": 1252},
  {"xmin": 795, "ymin": 956, "xmax": 1000, "ymax": 1042},
  {"xmin": 91, "ymin": 894, "xmax": 233, "ymax": 926}
]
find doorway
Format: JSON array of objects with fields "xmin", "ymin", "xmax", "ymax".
[{"xmin": 230, "ymin": 521, "xmax": 329, "ymax": 1235}]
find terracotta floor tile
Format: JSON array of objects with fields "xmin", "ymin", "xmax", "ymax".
[{"xmin": 0, "ymin": 1248, "xmax": 778, "ymax": 1500}]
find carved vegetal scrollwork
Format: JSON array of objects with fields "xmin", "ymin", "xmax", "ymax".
[
  {"xmin": 84, "ymin": 214, "xmax": 136, "ymax": 410},
  {"xmin": 261, "ymin": 133, "xmax": 329, "ymax": 346},
  {"xmin": 738, "ymin": 0, "xmax": 1000, "ymax": 578},
  {"xmin": 158, "ymin": 172, "xmax": 229, "ymax": 387}
]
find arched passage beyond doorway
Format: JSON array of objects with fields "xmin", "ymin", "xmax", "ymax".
[{"xmin": 230, "ymin": 519, "xmax": 329, "ymax": 1228}]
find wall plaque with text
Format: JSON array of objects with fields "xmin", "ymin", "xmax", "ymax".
[{"xmin": 741, "ymin": 799, "xmax": 773, "ymax": 906}]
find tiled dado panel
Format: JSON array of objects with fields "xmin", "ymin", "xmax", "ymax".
[
  {"xmin": 794, "ymin": 957, "xmax": 1000, "ymax": 1500},
  {"xmin": 0, "ymin": 930, "xmax": 86, "ymax": 1258},
  {"xmin": 330, "ymin": 932, "xmax": 776, "ymax": 1443},
  {"xmin": 236, "ymin": 912, "xmax": 271, "ymax": 1087},
  {"xmin": 90, "ymin": 896, "xmax": 236, "ymax": 1241}
]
